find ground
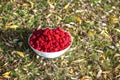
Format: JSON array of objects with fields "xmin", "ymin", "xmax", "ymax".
[{"xmin": 0, "ymin": 0, "xmax": 120, "ymax": 80}]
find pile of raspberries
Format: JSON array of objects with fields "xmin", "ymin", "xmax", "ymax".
[{"xmin": 29, "ymin": 27, "xmax": 71, "ymax": 52}]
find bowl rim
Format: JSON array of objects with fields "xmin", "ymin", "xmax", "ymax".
[{"xmin": 28, "ymin": 28, "xmax": 73, "ymax": 53}]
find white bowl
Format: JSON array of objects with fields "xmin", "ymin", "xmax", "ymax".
[{"xmin": 28, "ymin": 29, "xmax": 72, "ymax": 58}]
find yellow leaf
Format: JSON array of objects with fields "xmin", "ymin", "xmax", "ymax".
[
  {"xmin": 109, "ymin": 15, "xmax": 119, "ymax": 24},
  {"xmin": 69, "ymin": 69, "xmax": 73, "ymax": 74},
  {"xmin": 88, "ymin": 30, "xmax": 95, "ymax": 37},
  {"xmin": 15, "ymin": 51, "xmax": 25, "ymax": 57},
  {"xmin": 102, "ymin": 71, "xmax": 110, "ymax": 74},
  {"xmin": 0, "ymin": 16, "xmax": 2, "ymax": 19},
  {"xmin": 5, "ymin": 25, "xmax": 18, "ymax": 29},
  {"xmin": 47, "ymin": 0, "xmax": 55, "ymax": 9},
  {"xmin": 72, "ymin": 59, "xmax": 85, "ymax": 63},
  {"xmin": 114, "ymin": 53, "xmax": 120, "ymax": 57},
  {"xmin": 22, "ymin": 3, "xmax": 28, "ymax": 9},
  {"xmin": 2, "ymin": 71, "xmax": 11, "ymax": 79},
  {"xmin": 24, "ymin": 62, "xmax": 33, "ymax": 67},
  {"xmin": 0, "ymin": 47, "xmax": 3, "ymax": 52},
  {"xmin": 10, "ymin": 0, "xmax": 15, "ymax": 2},
  {"xmin": 2, "ymin": 62, "xmax": 8, "ymax": 67},
  {"xmin": 81, "ymin": 76, "xmax": 92, "ymax": 80},
  {"xmin": 114, "ymin": 28, "xmax": 120, "ymax": 33},
  {"xmin": 29, "ymin": 1, "xmax": 34, "ymax": 8},
  {"xmin": 100, "ymin": 54, "xmax": 106, "ymax": 60},
  {"xmin": 63, "ymin": 3, "xmax": 70, "ymax": 9},
  {"xmin": 0, "ymin": 5, "xmax": 2, "ymax": 8},
  {"xmin": 46, "ymin": 13, "xmax": 52, "ymax": 18},
  {"xmin": 100, "ymin": 30, "xmax": 111, "ymax": 39},
  {"xmin": 74, "ymin": 16, "xmax": 82, "ymax": 24}
]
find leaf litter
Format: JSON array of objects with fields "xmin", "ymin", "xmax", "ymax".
[{"xmin": 0, "ymin": 0, "xmax": 120, "ymax": 80}]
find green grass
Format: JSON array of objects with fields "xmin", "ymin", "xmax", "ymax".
[{"xmin": 0, "ymin": 0, "xmax": 120, "ymax": 80}]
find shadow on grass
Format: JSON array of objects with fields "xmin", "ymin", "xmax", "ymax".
[
  {"xmin": 0, "ymin": 28, "xmax": 54, "ymax": 79},
  {"xmin": 0, "ymin": 28, "xmax": 38, "ymax": 60}
]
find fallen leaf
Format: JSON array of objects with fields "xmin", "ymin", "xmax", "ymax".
[
  {"xmin": 0, "ymin": 55, "xmax": 3, "ymax": 60},
  {"xmin": 88, "ymin": 30, "xmax": 95, "ymax": 37},
  {"xmin": 24, "ymin": 62, "xmax": 33, "ymax": 67},
  {"xmin": 46, "ymin": 13, "xmax": 52, "ymax": 18},
  {"xmin": 65, "ymin": 24, "xmax": 74, "ymax": 28},
  {"xmin": 100, "ymin": 30, "xmax": 111, "ymax": 40},
  {"xmin": 63, "ymin": 3, "xmax": 70, "ymax": 9},
  {"xmin": 5, "ymin": 25, "xmax": 18, "ymax": 29},
  {"xmin": 10, "ymin": 0, "xmax": 15, "ymax": 2},
  {"xmin": 63, "ymin": 0, "xmax": 73, "ymax": 9},
  {"xmin": 100, "ymin": 54, "xmax": 106, "ymax": 60},
  {"xmin": 81, "ymin": 76, "xmax": 92, "ymax": 80},
  {"xmin": 56, "ymin": 15, "xmax": 62, "ymax": 24},
  {"xmin": 2, "ymin": 62, "xmax": 8, "ymax": 67},
  {"xmin": 74, "ymin": 16, "xmax": 82, "ymax": 24},
  {"xmin": 2, "ymin": 71, "xmax": 11, "ymax": 79},
  {"xmin": 0, "ymin": 5, "xmax": 2, "ymax": 8},
  {"xmin": 22, "ymin": 3, "xmax": 29, "ymax": 9},
  {"xmin": 72, "ymin": 59, "xmax": 85, "ymax": 63},
  {"xmin": 0, "ymin": 47, "xmax": 3, "ymax": 52},
  {"xmin": 116, "ymin": 75, "xmax": 120, "ymax": 78},
  {"xmin": 13, "ymin": 51, "xmax": 25, "ymax": 57},
  {"xmin": 114, "ymin": 53, "xmax": 120, "ymax": 57},
  {"xmin": 114, "ymin": 28, "xmax": 120, "ymax": 33},
  {"xmin": 102, "ymin": 71, "xmax": 110, "ymax": 74},
  {"xmin": 109, "ymin": 15, "xmax": 119, "ymax": 24},
  {"xmin": 69, "ymin": 68, "xmax": 73, "ymax": 74},
  {"xmin": 97, "ymin": 69, "xmax": 102, "ymax": 78},
  {"xmin": 29, "ymin": 1, "xmax": 34, "ymax": 8},
  {"xmin": 47, "ymin": 0, "xmax": 55, "ymax": 9},
  {"xmin": 0, "ymin": 16, "xmax": 2, "ymax": 19}
]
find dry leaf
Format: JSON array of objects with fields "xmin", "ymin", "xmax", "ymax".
[
  {"xmin": 63, "ymin": 0, "xmax": 73, "ymax": 9},
  {"xmin": 24, "ymin": 62, "xmax": 33, "ymax": 67},
  {"xmin": 22, "ymin": 3, "xmax": 29, "ymax": 9},
  {"xmin": 0, "ymin": 16, "xmax": 2, "ymax": 19},
  {"xmin": 5, "ymin": 25, "xmax": 18, "ymax": 29},
  {"xmin": 116, "ymin": 75, "xmax": 120, "ymax": 78},
  {"xmin": 56, "ymin": 15, "xmax": 62, "ymax": 24},
  {"xmin": 114, "ymin": 28, "xmax": 120, "ymax": 33},
  {"xmin": 10, "ymin": 0, "xmax": 15, "ymax": 2},
  {"xmin": 13, "ymin": 51, "xmax": 25, "ymax": 57},
  {"xmin": 109, "ymin": 15, "xmax": 119, "ymax": 24},
  {"xmin": 69, "ymin": 68, "xmax": 73, "ymax": 74},
  {"xmin": 114, "ymin": 53, "xmax": 120, "ymax": 57},
  {"xmin": 29, "ymin": 1, "xmax": 34, "ymax": 8},
  {"xmin": 81, "ymin": 76, "xmax": 92, "ymax": 80},
  {"xmin": 2, "ymin": 62, "xmax": 8, "ymax": 67},
  {"xmin": 72, "ymin": 59, "xmax": 85, "ymax": 63},
  {"xmin": 100, "ymin": 30, "xmax": 111, "ymax": 39},
  {"xmin": 97, "ymin": 69, "xmax": 102, "ymax": 78},
  {"xmin": 74, "ymin": 16, "xmax": 82, "ymax": 24},
  {"xmin": 0, "ymin": 47, "xmax": 3, "ymax": 52},
  {"xmin": 46, "ymin": 13, "xmax": 52, "ymax": 18},
  {"xmin": 0, "ymin": 5, "xmax": 2, "ymax": 8},
  {"xmin": 47, "ymin": 0, "xmax": 55, "ymax": 9},
  {"xmin": 65, "ymin": 24, "xmax": 74, "ymax": 28},
  {"xmin": 63, "ymin": 3, "xmax": 70, "ymax": 9},
  {"xmin": 100, "ymin": 54, "xmax": 106, "ymax": 60},
  {"xmin": 2, "ymin": 71, "xmax": 11, "ymax": 79},
  {"xmin": 88, "ymin": 30, "xmax": 95, "ymax": 37},
  {"xmin": 102, "ymin": 71, "xmax": 110, "ymax": 74},
  {"xmin": 0, "ymin": 55, "xmax": 3, "ymax": 60}
]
